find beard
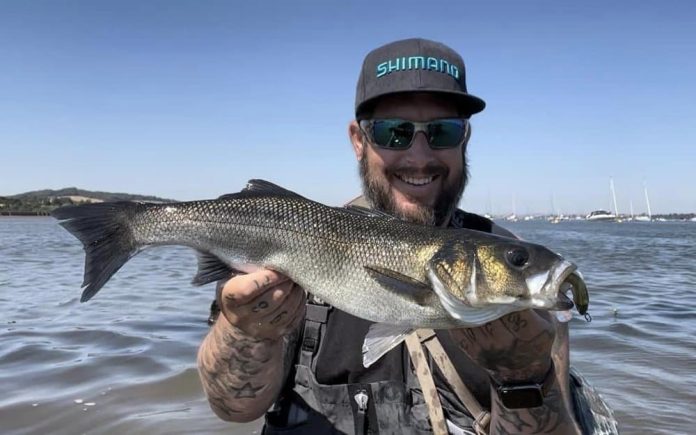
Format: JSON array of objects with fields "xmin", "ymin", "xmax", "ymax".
[{"xmin": 359, "ymin": 151, "xmax": 468, "ymax": 227}]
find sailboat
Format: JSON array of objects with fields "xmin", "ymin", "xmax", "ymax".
[
  {"xmin": 634, "ymin": 183, "xmax": 652, "ymax": 222},
  {"xmin": 548, "ymin": 193, "xmax": 564, "ymax": 223},
  {"xmin": 505, "ymin": 195, "xmax": 518, "ymax": 222}
]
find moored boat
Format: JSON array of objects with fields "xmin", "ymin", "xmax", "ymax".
[{"xmin": 586, "ymin": 210, "xmax": 616, "ymax": 221}]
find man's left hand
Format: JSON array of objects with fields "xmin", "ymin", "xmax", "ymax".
[{"xmin": 449, "ymin": 309, "xmax": 555, "ymax": 383}]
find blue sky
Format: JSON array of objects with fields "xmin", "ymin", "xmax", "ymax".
[{"xmin": 2, "ymin": 0, "xmax": 694, "ymax": 214}]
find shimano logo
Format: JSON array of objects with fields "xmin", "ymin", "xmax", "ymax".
[{"xmin": 376, "ymin": 56, "xmax": 460, "ymax": 79}]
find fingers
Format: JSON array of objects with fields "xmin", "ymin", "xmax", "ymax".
[
  {"xmin": 217, "ymin": 269, "xmax": 306, "ymax": 340},
  {"xmin": 219, "ymin": 269, "xmax": 290, "ymax": 310},
  {"xmin": 254, "ymin": 283, "xmax": 306, "ymax": 336}
]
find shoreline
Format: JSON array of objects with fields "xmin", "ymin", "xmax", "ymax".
[{"xmin": 0, "ymin": 212, "xmax": 52, "ymax": 217}]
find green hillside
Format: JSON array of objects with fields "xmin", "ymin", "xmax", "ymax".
[{"xmin": 1, "ymin": 188, "xmax": 176, "ymax": 215}]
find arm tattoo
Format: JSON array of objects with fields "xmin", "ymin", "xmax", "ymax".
[
  {"xmin": 479, "ymin": 329, "xmax": 554, "ymax": 377},
  {"xmin": 503, "ymin": 312, "xmax": 528, "ymax": 333},
  {"xmin": 197, "ymin": 321, "xmax": 284, "ymax": 421},
  {"xmin": 252, "ymin": 300, "xmax": 269, "ymax": 312},
  {"xmin": 270, "ymin": 311, "xmax": 288, "ymax": 325}
]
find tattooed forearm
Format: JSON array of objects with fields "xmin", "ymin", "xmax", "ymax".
[
  {"xmin": 490, "ymin": 384, "xmax": 580, "ymax": 435},
  {"xmin": 197, "ymin": 316, "xmax": 287, "ymax": 422},
  {"xmin": 450, "ymin": 310, "xmax": 582, "ymax": 434},
  {"xmin": 455, "ymin": 327, "xmax": 554, "ymax": 381}
]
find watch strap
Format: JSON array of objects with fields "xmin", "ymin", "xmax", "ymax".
[{"xmin": 491, "ymin": 360, "xmax": 556, "ymax": 409}]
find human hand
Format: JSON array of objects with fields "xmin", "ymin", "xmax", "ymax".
[
  {"xmin": 216, "ymin": 269, "xmax": 306, "ymax": 341},
  {"xmin": 449, "ymin": 310, "xmax": 555, "ymax": 383}
]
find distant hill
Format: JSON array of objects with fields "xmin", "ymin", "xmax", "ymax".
[
  {"xmin": 9, "ymin": 187, "xmax": 175, "ymax": 203},
  {"xmin": 1, "ymin": 188, "xmax": 176, "ymax": 215}
]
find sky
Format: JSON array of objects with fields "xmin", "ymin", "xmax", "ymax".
[{"xmin": 1, "ymin": 0, "xmax": 695, "ymax": 215}]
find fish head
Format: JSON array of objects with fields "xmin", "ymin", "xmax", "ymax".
[{"xmin": 428, "ymin": 237, "xmax": 589, "ymax": 316}]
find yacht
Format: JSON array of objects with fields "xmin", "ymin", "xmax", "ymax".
[
  {"xmin": 587, "ymin": 178, "xmax": 620, "ymax": 221},
  {"xmin": 586, "ymin": 210, "xmax": 616, "ymax": 221}
]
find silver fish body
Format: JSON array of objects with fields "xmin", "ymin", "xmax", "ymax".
[{"xmin": 53, "ymin": 180, "xmax": 589, "ymax": 347}]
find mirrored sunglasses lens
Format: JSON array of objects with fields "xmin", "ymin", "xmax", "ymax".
[
  {"xmin": 372, "ymin": 120, "xmax": 415, "ymax": 148},
  {"xmin": 428, "ymin": 120, "xmax": 466, "ymax": 148}
]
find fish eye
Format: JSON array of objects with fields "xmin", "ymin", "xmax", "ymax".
[{"xmin": 506, "ymin": 248, "xmax": 530, "ymax": 268}]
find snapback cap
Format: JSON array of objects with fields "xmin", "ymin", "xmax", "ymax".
[{"xmin": 355, "ymin": 38, "xmax": 485, "ymax": 118}]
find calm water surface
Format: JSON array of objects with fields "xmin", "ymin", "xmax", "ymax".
[{"xmin": 1, "ymin": 217, "xmax": 694, "ymax": 434}]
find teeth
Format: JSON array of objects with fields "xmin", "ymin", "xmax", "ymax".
[{"xmin": 397, "ymin": 175, "xmax": 435, "ymax": 186}]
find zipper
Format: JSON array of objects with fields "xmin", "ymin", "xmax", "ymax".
[{"xmin": 354, "ymin": 389, "xmax": 369, "ymax": 435}]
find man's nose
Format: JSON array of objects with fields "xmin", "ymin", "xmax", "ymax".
[{"xmin": 404, "ymin": 131, "xmax": 436, "ymax": 164}]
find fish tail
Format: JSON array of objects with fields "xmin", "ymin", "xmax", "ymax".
[{"xmin": 52, "ymin": 201, "xmax": 145, "ymax": 302}]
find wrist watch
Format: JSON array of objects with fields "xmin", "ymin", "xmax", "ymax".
[{"xmin": 491, "ymin": 361, "xmax": 556, "ymax": 409}]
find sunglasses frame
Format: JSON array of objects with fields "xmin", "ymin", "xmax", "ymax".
[{"xmin": 358, "ymin": 117, "xmax": 470, "ymax": 150}]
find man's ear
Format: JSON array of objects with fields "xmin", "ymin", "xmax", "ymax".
[{"xmin": 348, "ymin": 120, "xmax": 365, "ymax": 161}]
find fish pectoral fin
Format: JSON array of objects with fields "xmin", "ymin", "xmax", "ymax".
[
  {"xmin": 362, "ymin": 323, "xmax": 414, "ymax": 368},
  {"xmin": 192, "ymin": 252, "xmax": 243, "ymax": 286},
  {"xmin": 343, "ymin": 205, "xmax": 397, "ymax": 220},
  {"xmin": 364, "ymin": 266, "xmax": 434, "ymax": 306}
]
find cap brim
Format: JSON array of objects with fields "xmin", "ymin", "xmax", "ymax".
[{"xmin": 357, "ymin": 89, "xmax": 486, "ymax": 118}]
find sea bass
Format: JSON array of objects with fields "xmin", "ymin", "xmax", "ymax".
[{"xmin": 52, "ymin": 179, "xmax": 589, "ymax": 366}]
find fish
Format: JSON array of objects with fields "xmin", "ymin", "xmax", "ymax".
[{"xmin": 52, "ymin": 179, "xmax": 589, "ymax": 367}]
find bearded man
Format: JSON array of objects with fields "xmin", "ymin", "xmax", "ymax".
[{"xmin": 197, "ymin": 38, "xmax": 614, "ymax": 435}]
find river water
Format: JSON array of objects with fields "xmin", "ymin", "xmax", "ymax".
[{"xmin": 1, "ymin": 217, "xmax": 694, "ymax": 434}]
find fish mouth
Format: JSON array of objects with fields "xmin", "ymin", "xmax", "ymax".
[
  {"xmin": 544, "ymin": 260, "xmax": 580, "ymax": 310},
  {"xmin": 548, "ymin": 262, "xmax": 589, "ymax": 314},
  {"xmin": 554, "ymin": 287, "xmax": 575, "ymax": 310}
]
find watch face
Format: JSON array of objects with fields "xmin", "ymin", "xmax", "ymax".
[{"xmin": 498, "ymin": 386, "xmax": 544, "ymax": 409}]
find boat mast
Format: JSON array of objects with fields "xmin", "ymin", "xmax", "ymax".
[
  {"xmin": 644, "ymin": 183, "xmax": 653, "ymax": 220},
  {"xmin": 610, "ymin": 177, "xmax": 619, "ymax": 218}
]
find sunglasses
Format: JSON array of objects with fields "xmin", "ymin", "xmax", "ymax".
[{"xmin": 359, "ymin": 118, "xmax": 469, "ymax": 150}]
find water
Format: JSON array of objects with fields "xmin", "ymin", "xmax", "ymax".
[{"xmin": 1, "ymin": 217, "xmax": 694, "ymax": 434}]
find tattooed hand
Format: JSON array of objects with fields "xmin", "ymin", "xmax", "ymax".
[
  {"xmin": 198, "ymin": 269, "xmax": 305, "ymax": 422},
  {"xmin": 449, "ymin": 309, "xmax": 554, "ymax": 383},
  {"xmin": 217, "ymin": 269, "xmax": 306, "ymax": 341}
]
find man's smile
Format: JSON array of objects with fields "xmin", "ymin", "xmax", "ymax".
[
  {"xmin": 390, "ymin": 172, "xmax": 445, "ymax": 206},
  {"xmin": 394, "ymin": 173, "xmax": 439, "ymax": 186}
]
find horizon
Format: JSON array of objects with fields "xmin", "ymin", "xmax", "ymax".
[
  {"xmin": 2, "ymin": 183, "xmax": 692, "ymax": 218},
  {"xmin": 2, "ymin": 1, "xmax": 694, "ymax": 215}
]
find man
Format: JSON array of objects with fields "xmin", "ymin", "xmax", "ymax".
[{"xmin": 197, "ymin": 38, "xmax": 611, "ymax": 434}]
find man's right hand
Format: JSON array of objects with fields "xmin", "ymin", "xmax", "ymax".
[{"xmin": 216, "ymin": 269, "xmax": 306, "ymax": 341}]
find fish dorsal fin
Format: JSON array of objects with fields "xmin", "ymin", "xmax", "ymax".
[
  {"xmin": 217, "ymin": 179, "xmax": 305, "ymax": 200},
  {"xmin": 243, "ymin": 179, "xmax": 305, "ymax": 197},
  {"xmin": 217, "ymin": 193, "xmax": 239, "ymax": 200},
  {"xmin": 344, "ymin": 205, "xmax": 397, "ymax": 219},
  {"xmin": 364, "ymin": 265, "xmax": 434, "ymax": 306},
  {"xmin": 191, "ymin": 252, "xmax": 243, "ymax": 286}
]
